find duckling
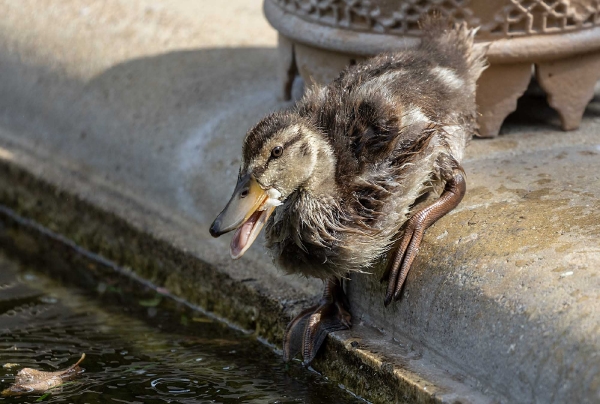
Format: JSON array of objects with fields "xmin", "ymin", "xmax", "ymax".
[{"xmin": 210, "ymin": 17, "xmax": 487, "ymax": 364}]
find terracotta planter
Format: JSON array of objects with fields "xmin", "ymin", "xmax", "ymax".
[{"xmin": 265, "ymin": 0, "xmax": 600, "ymax": 136}]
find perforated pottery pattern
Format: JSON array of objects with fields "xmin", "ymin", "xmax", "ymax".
[
  {"xmin": 273, "ymin": 0, "xmax": 600, "ymax": 38},
  {"xmin": 267, "ymin": 0, "xmax": 600, "ymax": 136}
]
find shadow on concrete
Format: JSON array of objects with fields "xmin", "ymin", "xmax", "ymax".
[
  {"xmin": 503, "ymin": 93, "xmax": 561, "ymax": 132},
  {"xmin": 1, "ymin": 40, "xmax": 600, "ymax": 404},
  {"xmin": 80, "ymin": 47, "xmax": 281, "ymax": 139},
  {"xmin": 502, "ymin": 79, "xmax": 600, "ymax": 133},
  {"xmin": 502, "ymin": 79, "xmax": 560, "ymax": 133},
  {"xmin": 0, "ymin": 46, "xmax": 287, "ymax": 225},
  {"xmin": 77, "ymin": 47, "xmax": 287, "ymax": 225}
]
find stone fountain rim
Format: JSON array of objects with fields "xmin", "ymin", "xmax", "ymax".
[{"xmin": 264, "ymin": 0, "xmax": 600, "ymax": 63}]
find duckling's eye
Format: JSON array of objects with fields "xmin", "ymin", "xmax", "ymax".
[{"xmin": 271, "ymin": 146, "xmax": 283, "ymax": 158}]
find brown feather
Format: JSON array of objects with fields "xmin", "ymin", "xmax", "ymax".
[{"xmin": 240, "ymin": 20, "xmax": 487, "ymax": 279}]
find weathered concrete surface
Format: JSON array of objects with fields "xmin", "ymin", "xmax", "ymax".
[
  {"xmin": 0, "ymin": 0, "xmax": 321, "ymax": 302},
  {"xmin": 349, "ymin": 129, "xmax": 600, "ymax": 403},
  {"xmin": 0, "ymin": 1, "xmax": 598, "ymax": 403}
]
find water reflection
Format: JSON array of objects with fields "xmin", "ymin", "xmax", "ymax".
[{"xmin": 0, "ymin": 255, "xmax": 364, "ymax": 404}]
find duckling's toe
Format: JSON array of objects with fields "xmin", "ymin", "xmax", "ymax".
[
  {"xmin": 384, "ymin": 167, "xmax": 467, "ymax": 306},
  {"xmin": 282, "ymin": 306, "xmax": 316, "ymax": 362},
  {"xmin": 283, "ymin": 279, "xmax": 351, "ymax": 365}
]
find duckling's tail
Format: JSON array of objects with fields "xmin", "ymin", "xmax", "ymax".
[{"xmin": 418, "ymin": 14, "xmax": 488, "ymax": 88}]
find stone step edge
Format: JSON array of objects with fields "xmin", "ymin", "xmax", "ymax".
[{"xmin": 0, "ymin": 140, "xmax": 502, "ymax": 403}]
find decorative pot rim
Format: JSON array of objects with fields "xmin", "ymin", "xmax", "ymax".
[{"xmin": 264, "ymin": 0, "xmax": 600, "ymax": 64}]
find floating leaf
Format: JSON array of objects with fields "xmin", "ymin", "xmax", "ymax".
[
  {"xmin": 1, "ymin": 353, "xmax": 86, "ymax": 396},
  {"xmin": 2, "ymin": 363, "xmax": 19, "ymax": 369}
]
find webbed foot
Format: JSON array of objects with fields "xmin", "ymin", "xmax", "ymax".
[
  {"xmin": 283, "ymin": 278, "xmax": 351, "ymax": 365},
  {"xmin": 381, "ymin": 167, "xmax": 467, "ymax": 306}
]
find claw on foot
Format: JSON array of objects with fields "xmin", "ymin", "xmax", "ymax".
[
  {"xmin": 283, "ymin": 278, "xmax": 351, "ymax": 365},
  {"xmin": 383, "ymin": 167, "xmax": 466, "ymax": 306}
]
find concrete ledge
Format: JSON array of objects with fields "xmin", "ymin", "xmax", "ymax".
[
  {"xmin": 350, "ymin": 127, "xmax": 600, "ymax": 403},
  {"xmin": 0, "ymin": 144, "xmax": 500, "ymax": 403},
  {"xmin": 0, "ymin": 1, "xmax": 598, "ymax": 402},
  {"xmin": 2, "ymin": 92, "xmax": 599, "ymax": 402}
]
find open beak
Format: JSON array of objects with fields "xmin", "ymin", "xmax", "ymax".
[{"xmin": 209, "ymin": 174, "xmax": 277, "ymax": 259}]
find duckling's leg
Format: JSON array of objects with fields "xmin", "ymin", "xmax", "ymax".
[
  {"xmin": 283, "ymin": 278, "xmax": 351, "ymax": 365},
  {"xmin": 383, "ymin": 167, "xmax": 466, "ymax": 306}
]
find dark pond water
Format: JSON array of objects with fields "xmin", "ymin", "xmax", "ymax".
[{"xmin": 0, "ymin": 254, "xmax": 364, "ymax": 403}]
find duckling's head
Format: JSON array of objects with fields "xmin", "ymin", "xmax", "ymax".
[{"xmin": 209, "ymin": 111, "xmax": 335, "ymax": 259}]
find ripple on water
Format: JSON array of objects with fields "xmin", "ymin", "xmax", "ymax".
[{"xmin": 0, "ymin": 255, "xmax": 365, "ymax": 404}]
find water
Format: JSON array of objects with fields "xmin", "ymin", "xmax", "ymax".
[{"xmin": 0, "ymin": 254, "xmax": 364, "ymax": 403}]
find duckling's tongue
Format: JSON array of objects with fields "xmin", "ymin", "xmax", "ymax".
[
  {"xmin": 229, "ymin": 195, "xmax": 277, "ymax": 259},
  {"xmin": 231, "ymin": 206, "xmax": 272, "ymax": 259},
  {"xmin": 231, "ymin": 210, "xmax": 260, "ymax": 257}
]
